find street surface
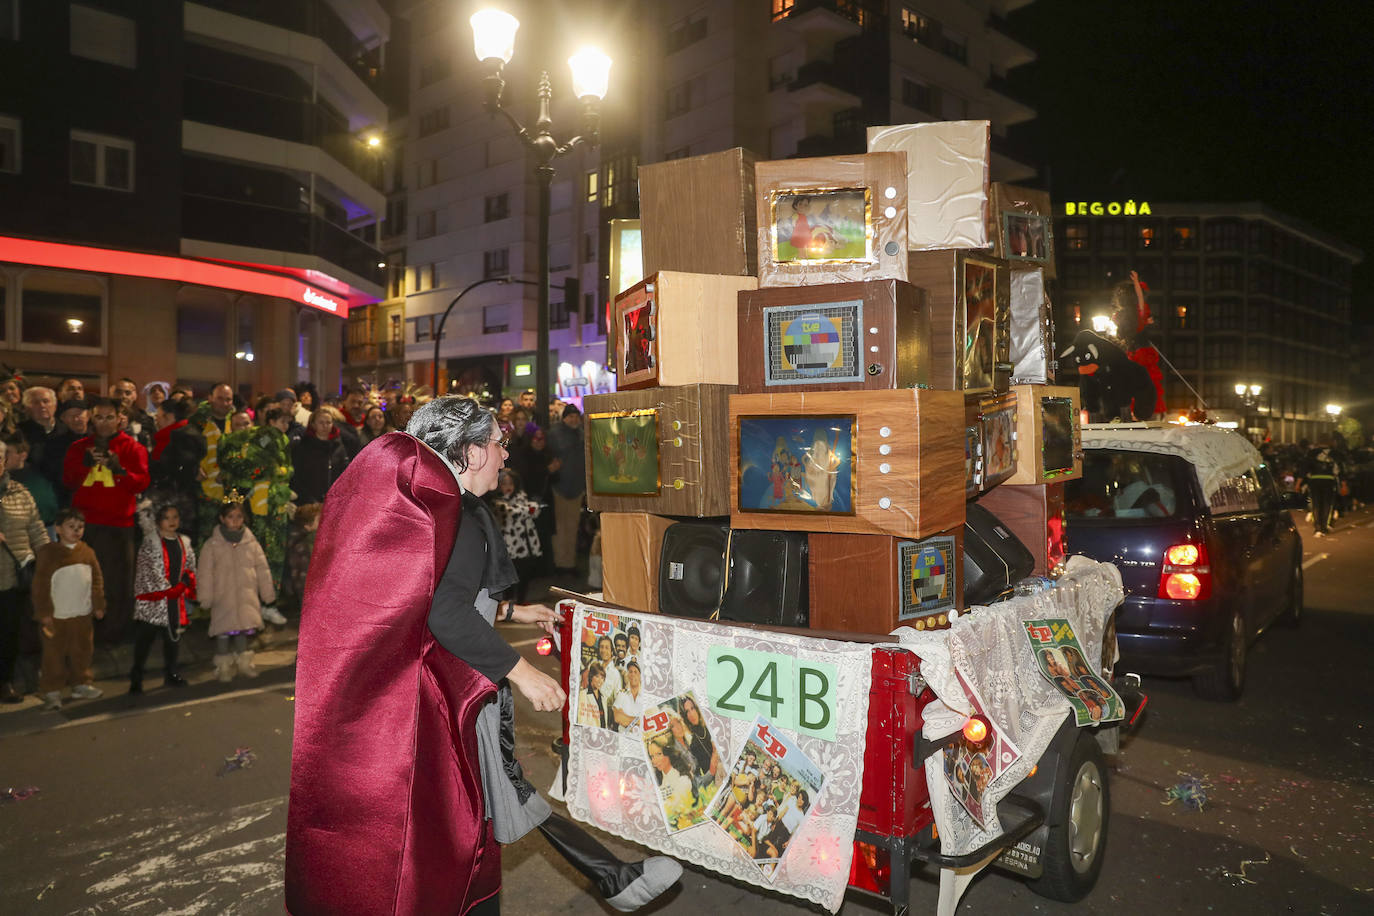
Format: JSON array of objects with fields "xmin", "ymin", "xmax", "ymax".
[{"xmin": 1, "ymin": 509, "xmax": 1371, "ymax": 915}]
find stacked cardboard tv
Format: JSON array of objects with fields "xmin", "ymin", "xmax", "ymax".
[{"xmin": 585, "ymin": 122, "xmax": 1081, "ymax": 636}]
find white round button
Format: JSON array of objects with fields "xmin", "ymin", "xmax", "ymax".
[
  {"xmin": 884, "ymin": 186, "xmax": 897, "ymax": 199},
  {"xmin": 878, "ymin": 497, "xmax": 892, "ymax": 509},
  {"xmin": 880, "ymin": 426, "xmax": 891, "ymax": 438},
  {"xmin": 879, "ymin": 463, "xmax": 891, "ymax": 474},
  {"xmin": 879, "ymin": 444, "xmax": 891, "ymax": 455},
  {"xmin": 884, "ymin": 206, "xmax": 897, "ymax": 219},
  {"xmin": 870, "ymin": 345, "xmax": 879, "ymax": 353},
  {"xmin": 869, "ymin": 326, "xmax": 878, "ymax": 334}
]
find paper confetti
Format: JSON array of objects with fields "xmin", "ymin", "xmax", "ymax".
[
  {"xmin": 217, "ymin": 747, "xmax": 257, "ymax": 777},
  {"xmin": 2, "ymin": 786, "xmax": 39, "ymax": 802},
  {"xmin": 1162, "ymin": 772, "xmax": 1210, "ymax": 811}
]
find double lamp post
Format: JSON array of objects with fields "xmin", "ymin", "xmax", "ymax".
[{"xmin": 454, "ymin": 8, "xmax": 611, "ymax": 426}]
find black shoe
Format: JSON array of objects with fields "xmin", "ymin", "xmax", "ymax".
[
  {"xmin": 1, "ymin": 683, "xmax": 22, "ymax": 704},
  {"xmin": 129, "ymin": 680, "xmax": 143, "ymax": 695},
  {"xmin": 163, "ymin": 673, "xmax": 188, "ymax": 688}
]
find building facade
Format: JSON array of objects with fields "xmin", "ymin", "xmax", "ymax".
[
  {"xmin": 391, "ymin": 0, "xmax": 1038, "ymax": 403},
  {"xmin": 0, "ymin": 0, "xmax": 391, "ymax": 399},
  {"xmin": 1054, "ymin": 200, "xmax": 1362, "ymax": 443}
]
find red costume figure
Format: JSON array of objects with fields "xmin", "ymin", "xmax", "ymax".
[
  {"xmin": 286, "ymin": 434, "xmax": 500, "ymax": 914},
  {"xmin": 1114, "ymin": 271, "xmax": 1166, "ymax": 417},
  {"xmin": 788, "ymin": 197, "xmax": 813, "ymax": 251}
]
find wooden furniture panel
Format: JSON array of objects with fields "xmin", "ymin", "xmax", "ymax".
[
  {"xmin": 976, "ymin": 482, "xmax": 1066, "ymax": 577},
  {"xmin": 613, "ymin": 271, "xmax": 758, "ymax": 390},
  {"xmin": 600, "ymin": 512, "xmax": 677, "ymax": 614},
  {"xmin": 907, "ymin": 249, "xmax": 1011, "ymax": 392},
  {"xmin": 640, "ymin": 147, "xmax": 758, "ymax": 277},
  {"xmin": 1006, "ymin": 384, "xmax": 1083, "ymax": 486},
  {"xmin": 809, "ymin": 529, "xmax": 963, "ymax": 635},
  {"xmin": 727, "ymin": 388, "xmax": 965, "ymax": 539}
]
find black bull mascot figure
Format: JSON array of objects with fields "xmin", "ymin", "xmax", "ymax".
[{"xmin": 1059, "ymin": 329, "xmax": 1158, "ymax": 422}]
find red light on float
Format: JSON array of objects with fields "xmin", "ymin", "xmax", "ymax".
[
  {"xmin": 536, "ymin": 636, "xmax": 554, "ymax": 656},
  {"xmin": 962, "ymin": 716, "xmax": 989, "ymax": 744}
]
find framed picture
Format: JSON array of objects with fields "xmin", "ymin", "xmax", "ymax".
[
  {"xmin": 762, "ymin": 300, "xmax": 864, "ymax": 386},
  {"xmin": 1000, "ymin": 211, "xmax": 1053, "ymax": 264},
  {"xmin": 980, "ymin": 396, "xmax": 1017, "ymax": 484},
  {"xmin": 1040, "ymin": 396, "xmax": 1076, "ymax": 479},
  {"xmin": 898, "ymin": 535, "xmax": 958, "ymax": 621},
  {"xmin": 962, "ymin": 258, "xmax": 999, "ymax": 391},
  {"xmin": 737, "ymin": 415, "xmax": 856, "ymax": 515},
  {"xmin": 588, "ymin": 409, "xmax": 661, "ymax": 496},
  {"xmin": 620, "ymin": 297, "xmax": 656, "ymax": 377},
  {"xmin": 769, "ymin": 188, "xmax": 871, "ymax": 264}
]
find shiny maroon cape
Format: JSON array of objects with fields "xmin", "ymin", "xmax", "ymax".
[{"xmin": 286, "ymin": 433, "xmax": 500, "ymax": 914}]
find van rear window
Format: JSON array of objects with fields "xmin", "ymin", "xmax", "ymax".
[{"xmin": 1066, "ymin": 450, "xmax": 1188, "ymax": 519}]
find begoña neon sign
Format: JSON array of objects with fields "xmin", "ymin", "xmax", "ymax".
[
  {"xmin": 302, "ymin": 288, "xmax": 342, "ymax": 313},
  {"xmin": 1064, "ymin": 201, "xmax": 1152, "ymax": 216}
]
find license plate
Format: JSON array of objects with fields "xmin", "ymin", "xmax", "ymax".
[{"xmin": 995, "ymin": 834, "xmax": 1044, "ymax": 878}]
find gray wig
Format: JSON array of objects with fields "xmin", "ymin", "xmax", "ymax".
[{"xmin": 406, "ymin": 396, "xmax": 496, "ymax": 473}]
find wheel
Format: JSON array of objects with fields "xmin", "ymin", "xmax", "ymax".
[
  {"xmin": 1193, "ymin": 607, "xmax": 1246, "ymax": 701},
  {"xmin": 1280, "ymin": 554, "xmax": 1303, "ymax": 628},
  {"xmin": 1028, "ymin": 732, "xmax": 1109, "ymax": 902}
]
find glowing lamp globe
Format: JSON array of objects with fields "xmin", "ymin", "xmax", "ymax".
[
  {"xmin": 568, "ymin": 46, "xmax": 612, "ymax": 100},
  {"xmin": 471, "ymin": 9, "xmax": 519, "ymax": 64}
]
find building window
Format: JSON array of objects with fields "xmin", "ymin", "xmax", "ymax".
[
  {"xmin": 1171, "ymin": 299, "xmax": 1196, "ymax": 330},
  {"xmin": 901, "ymin": 8, "xmax": 933, "ymax": 44},
  {"xmin": 900, "ymin": 77, "xmax": 936, "ymax": 113},
  {"xmin": 418, "ymin": 54, "xmax": 451, "ymax": 87},
  {"xmin": 387, "ymin": 260, "xmax": 405, "ymax": 299},
  {"xmin": 1170, "ymin": 338, "xmax": 1198, "ymax": 369},
  {"xmin": 771, "ymin": 0, "xmax": 796, "ymax": 22},
  {"xmin": 1170, "ymin": 259, "xmax": 1199, "ymax": 290},
  {"xmin": 665, "ymin": 12, "xmax": 707, "ymax": 54},
  {"xmin": 0, "ymin": 114, "xmax": 18, "ymax": 173},
  {"xmin": 585, "ymin": 170, "xmax": 599, "ymax": 203},
  {"xmin": 1063, "ymin": 220, "xmax": 1089, "ymax": 251},
  {"xmin": 482, "ymin": 305, "xmax": 508, "ymax": 334},
  {"xmin": 428, "ymin": 263, "xmax": 440, "ymax": 289},
  {"xmin": 1098, "ymin": 219, "xmax": 1126, "ymax": 250},
  {"xmin": 418, "ymin": 106, "xmax": 449, "ymax": 138},
  {"xmin": 939, "ymin": 27, "xmax": 968, "ymax": 64},
  {"xmin": 1204, "ymin": 219, "xmax": 1242, "ymax": 252},
  {"xmin": 583, "ymin": 232, "xmax": 595, "ymax": 263},
  {"xmin": 484, "ymin": 192, "xmax": 509, "ymax": 222},
  {"xmin": 69, "ymin": 130, "xmax": 133, "ymax": 191},
  {"xmin": 1204, "ymin": 298, "xmax": 1242, "ymax": 331},
  {"xmin": 1060, "ymin": 258, "xmax": 1091, "ymax": 290},
  {"xmin": 22, "ymin": 270, "xmax": 105, "ymax": 350},
  {"xmin": 384, "ymin": 197, "xmax": 407, "ymax": 238},
  {"xmin": 416, "ymin": 158, "xmax": 437, "ymax": 188},
  {"xmin": 1136, "ymin": 220, "xmax": 1160, "ymax": 249},
  {"xmin": 412, "ymin": 315, "xmax": 433, "ymax": 342},
  {"xmin": 483, "ymin": 248, "xmax": 509, "ymax": 279},
  {"xmin": 665, "ymin": 80, "xmax": 693, "ymax": 117},
  {"xmin": 1204, "ymin": 260, "xmax": 1241, "ymax": 292},
  {"xmin": 768, "ymin": 54, "xmax": 794, "ymax": 90},
  {"xmin": 1171, "ymin": 219, "xmax": 1197, "ymax": 250},
  {"xmin": 70, "ymin": 3, "xmax": 136, "ymax": 69},
  {"xmin": 416, "ymin": 209, "xmax": 437, "ymax": 239}
]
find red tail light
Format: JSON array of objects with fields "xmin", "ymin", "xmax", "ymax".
[
  {"xmin": 849, "ymin": 841, "xmax": 892, "ymax": 895},
  {"xmin": 1158, "ymin": 541, "xmax": 1211, "ymax": 600}
]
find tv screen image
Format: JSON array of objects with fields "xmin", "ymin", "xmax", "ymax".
[
  {"xmin": 962, "ymin": 258, "xmax": 999, "ymax": 391},
  {"xmin": 1040, "ymin": 396, "xmax": 1076, "ymax": 478},
  {"xmin": 982, "ymin": 403, "xmax": 1017, "ymax": 482},
  {"xmin": 737, "ymin": 415, "xmax": 855, "ymax": 515},
  {"xmin": 899, "ymin": 534, "xmax": 958, "ymax": 621},
  {"xmin": 621, "ymin": 298, "xmax": 655, "ymax": 376},
  {"xmin": 588, "ymin": 409, "xmax": 661, "ymax": 496},
  {"xmin": 763, "ymin": 300, "xmax": 863, "ymax": 386},
  {"xmin": 770, "ymin": 188, "xmax": 870, "ymax": 263}
]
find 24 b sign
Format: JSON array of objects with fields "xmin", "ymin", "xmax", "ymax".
[{"xmin": 706, "ymin": 646, "xmax": 838, "ymax": 741}]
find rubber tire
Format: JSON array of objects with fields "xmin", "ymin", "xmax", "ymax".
[
  {"xmin": 1193, "ymin": 606, "xmax": 1246, "ymax": 701},
  {"xmin": 1028, "ymin": 732, "xmax": 1110, "ymax": 902},
  {"xmin": 1280, "ymin": 555, "xmax": 1303, "ymax": 628}
]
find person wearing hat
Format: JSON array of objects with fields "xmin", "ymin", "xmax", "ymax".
[
  {"xmin": 40, "ymin": 399, "xmax": 90, "ymax": 508},
  {"xmin": 272, "ymin": 389, "xmax": 306, "ymax": 442}
]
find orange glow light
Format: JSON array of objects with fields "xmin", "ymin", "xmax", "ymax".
[
  {"xmin": 1165, "ymin": 544, "xmax": 1201, "ymax": 566},
  {"xmin": 1163, "ymin": 572, "xmax": 1202, "ymax": 600},
  {"xmin": 962, "ymin": 716, "xmax": 988, "ymax": 743}
]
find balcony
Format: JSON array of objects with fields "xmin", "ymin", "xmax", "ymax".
[
  {"xmin": 184, "ymin": 76, "xmax": 383, "ymax": 191},
  {"xmin": 183, "ymin": 193, "xmax": 385, "ymax": 288},
  {"xmin": 986, "ymin": 13, "xmax": 1036, "ymax": 69},
  {"xmin": 985, "ymin": 74, "xmax": 1036, "ymax": 126},
  {"xmin": 773, "ymin": 0, "xmax": 864, "ymax": 42},
  {"xmin": 788, "ymin": 60, "xmax": 862, "ymax": 114}
]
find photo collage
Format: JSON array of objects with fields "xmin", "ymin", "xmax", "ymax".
[{"xmin": 1024, "ymin": 618, "xmax": 1125, "ymax": 726}]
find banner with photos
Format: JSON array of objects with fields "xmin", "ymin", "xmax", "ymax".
[{"xmin": 564, "ymin": 602, "xmax": 874, "ymax": 913}]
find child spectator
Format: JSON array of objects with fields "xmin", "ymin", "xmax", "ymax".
[
  {"xmin": 130, "ymin": 504, "xmax": 197, "ymax": 693},
  {"xmin": 33, "ymin": 507, "xmax": 104, "ymax": 710},
  {"xmin": 487, "ymin": 468, "xmax": 544, "ymax": 604},
  {"xmin": 280, "ymin": 502, "xmax": 322, "ymax": 616},
  {"xmin": 199, "ymin": 500, "xmax": 276, "ymax": 681}
]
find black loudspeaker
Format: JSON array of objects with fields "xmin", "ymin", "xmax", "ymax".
[
  {"xmin": 963, "ymin": 502, "xmax": 1035, "ymax": 607},
  {"xmin": 658, "ymin": 523, "xmax": 809, "ymax": 627}
]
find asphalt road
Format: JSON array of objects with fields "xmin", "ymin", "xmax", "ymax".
[{"xmin": 1, "ymin": 509, "xmax": 1371, "ymax": 915}]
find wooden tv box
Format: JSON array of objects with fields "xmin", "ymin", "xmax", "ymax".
[
  {"xmin": 613, "ymin": 271, "xmax": 758, "ymax": 390},
  {"xmin": 907, "ymin": 249, "xmax": 1011, "ymax": 393},
  {"xmin": 599, "ymin": 512, "xmax": 677, "ymax": 614},
  {"xmin": 728, "ymin": 388, "xmax": 965, "ymax": 539},
  {"xmin": 736, "ymin": 279, "xmax": 930, "ymax": 394},
  {"xmin": 1005, "ymin": 383, "xmax": 1082, "ymax": 486},
  {"xmin": 639, "ymin": 147, "xmax": 759, "ymax": 277},
  {"xmin": 809, "ymin": 529, "xmax": 964, "ymax": 634}
]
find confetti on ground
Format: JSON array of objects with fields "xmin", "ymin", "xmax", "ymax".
[
  {"xmin": 2, "ymin": 786, "xmax": 40, "ymax": 802},
  {"xmin": 36, "ymin": 881, "xmax": 54, "ymax": 900},
  {"xmin": 1162, "ymin": 772, "xmax": 1211, "ymax": 811},
  {"xmin": 217, "ymin": 747, "xmax": 257, "ymax": 777},
  {"xmin": 1216, "ymin": 852, "xmax": 1271, "ymax": 886}
]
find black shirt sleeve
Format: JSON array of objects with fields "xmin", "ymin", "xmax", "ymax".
[{"xmin": 427, "ymin": 510, "xmax": 521, "ymax": 683}]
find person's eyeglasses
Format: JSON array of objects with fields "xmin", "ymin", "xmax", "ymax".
[{"xmin": 490, "ymin": 436, "xmax": 509, "ymax": 449}]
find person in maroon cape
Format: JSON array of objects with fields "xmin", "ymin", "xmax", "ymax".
[{"xmin": 287, "ymin": 397, "xmax": 680, "ymax": 915}]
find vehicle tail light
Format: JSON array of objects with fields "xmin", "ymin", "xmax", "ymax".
[
  {"xmin": 849, "ymin": 841, "xmax": 892, "ymax": 895},
  {"xmin": 1158, "ymin": 541, "xmax": 1211, "ymax": 600}
]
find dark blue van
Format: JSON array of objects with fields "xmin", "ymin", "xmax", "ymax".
[{"xmin": 1063, "ymin": 423, "xmax": 1304, "ymax": 700}]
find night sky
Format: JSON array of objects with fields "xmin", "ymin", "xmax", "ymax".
[{"xmin": 1009, "ymin": 0, "xmax": 1373, "ymax": 320}]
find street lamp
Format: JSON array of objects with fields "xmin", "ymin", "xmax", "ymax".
[
  {"xmin": 470, "ymin": 8, "xmax": 610, "ymax": 427},
  {"xmin": 1326, "ymin": 403, "xmax": 1342, "ymax": 420}
]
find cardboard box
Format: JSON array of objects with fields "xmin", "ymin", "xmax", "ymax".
[
  {"xmin": 907, "ymin": 249, "xmax": 1012, "ymax": 392},
  {"xmin": 599, "ymin": 512, "xmax": 677, "ymax": 613},
  {"xmin": 728, "ymin": 388, "xmax": 965, "ymax": 539},
  {"xmin": 736, "ymin": 279, "xmax": 930, "ymax": 394},
  {"xmin": 1009, "ymin": 268, "xmax": 1054, "ymax": 385},
  {"xmin": 584, "ymin": 384, "xmax": 734, "ymax": 517},
  {"xmin": 809, "ymin": 529, "xmax": 963, "ymax": 635},
  {"xmin": 613, "ymin": 271, "xmax": 758, "ymax": 390},
  {"xmin": 971, "ymin": 390, "xmax": 1019, "ymax": 492},
  {"xmin": 987, "ymin": 182, "xmax": 1056, "ymax": 278},
  {"xmin": 867, "ymin": 121, "xmax": 990, "ymax": 250},
  {"xmin": 1005, "ymin": 384, "xmax": 1082, "ymax": 486},
  {"xmin": 639, "ymin": 148, "xmax": 758, "ymax": 277},
  {"xmin": 976, "ymin": 482, "xmax": 1066, "ymax": 577},
  {"xmin": 754, "ymin": 152, "xmax": 909, "ymax": 288}
]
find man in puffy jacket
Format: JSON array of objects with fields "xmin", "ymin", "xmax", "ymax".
[{"xmin": 63, "ymin": 398, "xmax": 149, "ymax": 643}]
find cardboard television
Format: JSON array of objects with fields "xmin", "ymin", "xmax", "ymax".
[
  {"xmin": 1004, "ymin": 383, "xmax": 1082, "ymax": 486},
  {"xmin": 809, "ymin": 529, "xmax": 963, "ymax": 634},
  {"xmin": 754, "ymin": 152, "xmax": 909, "ymax": 288},
  {"xmin": 987, "ymin": 182, "xmax": 1055, "ymax": 277},
  {"xmin": 613, "ymin": 271, "xmax": 758, "ymax": 390},
  {"xmin": 1008, "ymin": 268, "xmax": 1055, "ymax": 385},
  {"xmin": 583, "ymin": 384, "xmax": 733, "ymax": 518},
  {"xmin": 639, "ymin": 147, "xmax": 758, "ymax": 278},
  {"xmin": 964, "ymin": 390, "xmax": 1019, "ymax": 497},
  {"xmin": 907, "ymin": 249, "xmax": 1011, "ymax": 393},
  {"xmin": 866, "ymin": 120, "xmax": 990, "ymax": 250},
  {"xmin": 736, "ymin": 279, "xmax": 930, "ymax": 394},
  {"xmin": 728, "ymin": 388, "xmax": 965, "ymax": 539}
]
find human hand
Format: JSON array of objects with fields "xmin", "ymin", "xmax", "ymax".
[
  {"xmin": 0, "ymin": 531, "xmax": 7, "ymax": 544},
  {"xmin": 509, "ymin": 602, "xmax": 560, "ymax": 636},
  {"xmin": 548, "ymin": 458, "xmax": 563, "ymax": 473},
  {"xmin": 40, "ymin": 616, "xmax": 54, "ymax": 638},
  {"xmin": 507, "ymin": 657, "xmax": 566, "ymax": 712}
]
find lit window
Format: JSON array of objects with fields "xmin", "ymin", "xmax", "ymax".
[
  {"xmin": 585, "ymin": 170, "xmax": 599, "ymax": 203},
  {"xmin": 22, "ymin": 269, "xmax": 105, "ymax": 350},
  {"xmin": 69, "ymin": 130, "xmax": 133, "ymax": 191},
  {"xmin": 1064, "ymin": 221, "xmax": 1089, "ymax": 250},
  {"xmin": 771, "ymin": 0, "xmax": 796, "ymax": 22},
  {"xmin": 901, "ymin": 8, "xmax": 933, "ymax": 43}
]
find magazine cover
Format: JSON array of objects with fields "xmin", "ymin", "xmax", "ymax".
[
  {"xmin": 954, "ymin": 670, "xmax": 1022, "ymax": 783},
  {"xmin": 639, "ymin": 692, "xmax": 727, "ymax": 833},
  {"xmin": 1024, "ymin": 618, "xmax": 1125, "ymax": 726},
  {"xmin": 706, "ymin": 717, "xmax": 826, "ymax": 881},
  {"xmin": 576, "ymin": 612, "xmax": 649, "ymax": 733},
  {"xmin": 942, "ymin": 738, "xmax": 993, "ymax": 829}
]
